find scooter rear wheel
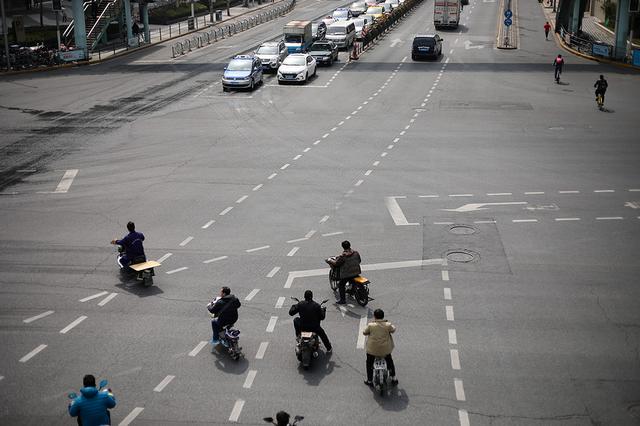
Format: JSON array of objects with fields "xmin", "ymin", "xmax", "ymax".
[
  {"xmin": 329, "ymin": 269, "xmax": 339, "ymax": 291},
  {"xmin": 355, "ymin": 285, "xmax": 369, "ymax": 306}
]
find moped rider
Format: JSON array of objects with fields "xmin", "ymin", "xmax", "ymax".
[
  {"xmin": 363, "ymin": 309, "xmax": 398, "ymax": 386},
  {"xmin": 68, "ymin": 374, "xmax": 116, "ymax": 426},
  {"xmin": 289, "ymin": 290, "xmax": 332, "ymax": 353},
  {"xmin": 110, "ymin": 221, "xmax": 145, "ymax": 268},
  {"xmin": 326, "ymin": 240, "xmax": 361, "ymax": 305},
  {"xmin": 594, "ymin": 74, "xmax": 608, "ymax": 103},
  {"xmin": 208, "ymin": 286, "xmax": 241, "ymax": 345}
]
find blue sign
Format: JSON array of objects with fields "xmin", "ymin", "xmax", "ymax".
[
  {"xmin": 504, "ymin": 17, "xmax": 512, "ymax": 26},
  {"xmin": 633, "ymin": 49, "xmax": 640, "ymax": 66},
  {"xmin": 591, "ymin": 43, "xmax": 610, "ymax": 57},
  {"xmin": 504, "ymin": 9, "xmax": 512, "ymax": 18}
]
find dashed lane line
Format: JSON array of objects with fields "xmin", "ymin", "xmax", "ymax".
[
  {"xmin": 319, "ymin": 215, "xmax": 330, "ymax": 223},
  {"xmin": 203, "ymin": 256, "xmax": 228, "ymax": 264},
  {"xmin": 179, "ymin": 236, "xmax": 194, "ymax": 246},
  {"xmin": 166, "ymin": 267, "xmax": 188, "ymax": 274},
  {"xmin": 157, "ymin": 253, "xmax": 173, "ymax": 263},
  {"xmin": 98, "ymin": 293, "xmax": 118, "ymax": 307},
  {"xmin": 454, "ymin": 378, "xmax": 466, "ymax": 401},
  {"xmin": 60, "ymin": 316, "xmax": 88, "ymax": 334},
  {"xmin": 322, "ymin": 231, "xmax": 344, "ymax": 237},
  {"xmin": 245, "ymin": 289, "xmax": 260, "ymax": 301},
  {"xmin": 219, "ymin": 207, "xmax": 233, "ymax": 215},
  {"xmin": 449, "ymin": 329, "xmax": 458, "ymax": 345},
  {"xmin": 246, "ymin": 245, "xmax": 270, "ymax": 253},
  {"xmin": 444, "ymin": 288, "xmax": 452, "ymax": 300},
  {"xmin": 596, "ymin": 216, "xmax": 623, "ymax": 220},
  {"xmin": 459, "ymin": 410, "xmax": 470, "ymax": 426},
  {"xmin": 450, "ymin": 349, "xmax": 461, "ymax": 370},
  {"xmin": 189, "ymin": 341, "xmax": 208, "ymax": 357},
  {"xmin": 255, "ymin": 342, "xmax": 269, "ymax": 359},
  {"xmin": 24, "ymin": 310, "xmax": 54, "ymax": 324},
  {"xmin": 202, "ymin": 220, "xmax": 215, "ymax": 229},
  {"xmin": 229, "ymin": 399, "xmax": 245, "ymax": 422},
  {"xmin": 356, "ymin": 315, "xmax": 368, "ymax": 349},
  {"xmin": 275, "ymin": 297, "xmax": 285, "ymax": 309},
  {"xmin": 268, "ymin": 173, "xmax": 277, "ymax": 180},
  {"xmin": 119, "ymin": 407, "xmax": 144, "ymax": 426},
  {"xmin": 52, "ymin": 169, "xmax": 79, "ymax": 193},
  {"xmin": 252, "ymin": 184, "xmax": 263, "ymax": 191},
  {"xmin": 79, "ymin": 291, "xmax": 108, "ymax": 302},
  {"xmin": 267, "ymin": 267, "xmax": 281, "ymax": 278},
  {"xmin": 287, "ymin": 237, "xmax": 308, "ymax": 243},
  {"xmin": 287, "ymin": 247, "xmax": 300, "ymax": 257},
  {"xmin": 236, "ymin": 195, "xmax": 248, "ymax": 203},
  {"xmin": 305, "ymin": 230, "xmax": 316, "ymax": 238},
  {"xmin": 266, "ymin": 316, "xmax": 278, "ymax": 332},
  {"xmin": 442, "ymin": 271, "xmax": 450, "ymax": 281},
  {"xmin": 446, "ymin": 306, "xmax": 455, "ymax": 321},
  {"xmin": 153, "ymin": 375, "xmax": 175, "ymax": 392},
  {"xmin": 19, "ymin": 344, "xmax": 47, "ymax": 363},
  {"xmin": 243, "ymin": 370, "xmax": 257, "ymax": 389}
]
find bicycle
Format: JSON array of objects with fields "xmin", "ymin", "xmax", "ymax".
[
  {"xmin": 596, "ymin": 92, "xmax": 604, "ymax": 110},
  {"xmin": 554, "ymin": 67, "xmax": 562, "ymax": 83}
]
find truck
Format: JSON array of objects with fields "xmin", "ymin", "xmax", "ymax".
[
  {"xmin": 283, "ymin": 20, "xmax": 313, "ymax": 53},
  {"xmin": 434, "ymin": 0, "xmax": 460, "ymax": 29}
]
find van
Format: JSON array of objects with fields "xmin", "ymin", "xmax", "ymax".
[{"xmin": 325, "ymin": 21, "xmax": 356, "ymax": 49}]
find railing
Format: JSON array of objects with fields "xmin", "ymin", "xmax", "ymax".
[
  {"xmin": 62, "ymin": 0, "xmax": 92, "ymax": 41},
  {"xmin": 361, "ymin": 0, "xmax": 423, "ymax": 49},
  {"xmin": 560, "ymin": 26, "xmax": 613, "ymax": 58},
  {"xmin": 88, "ymin": 1, "xmax": 120, "ymax": 51}
]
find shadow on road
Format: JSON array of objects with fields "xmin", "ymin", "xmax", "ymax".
[
  {"xmin": 297, "ymin": 350, "xmax": 336, "ymax": 386},
  {"xmin": 114, "ymin": 274, "xmax": 164, "ymax": 297},
  {"xmin": 368, "ymin": 384, "xmax": 410, "ymax": 411}
]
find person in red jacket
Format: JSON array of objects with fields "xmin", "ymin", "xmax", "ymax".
[{"xmin": 544, "ymin": 21, "xmax": 551, "ymax": 40}]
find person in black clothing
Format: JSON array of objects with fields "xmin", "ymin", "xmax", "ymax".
[
  {"xmin": 553, "ymin": 54, "xmax": 564, "ymax": 82},
  {"xmin": 594, "ymin": 74, "xmax": 608, "ymax": 103},
  {"xmin": 207, "ymin": 286, "xmax": 241, "ymax": 345},
  {"xmin": 289, "ymin": 290, "xmax": 332, "ymax": 352},
  {"xmin": 326, "ymin": 240, "xmax": 362, "ymax": 304}
]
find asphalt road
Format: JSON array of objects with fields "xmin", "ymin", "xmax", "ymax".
[{"xmin": 1, "ymin": 0, "xmax": 639, "ymax": 424}]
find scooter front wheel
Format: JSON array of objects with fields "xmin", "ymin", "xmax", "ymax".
[
  {"xmin": 329, "ymin": 269, "xmax": 339, "ymax": 291},
  {"xmin": 355, "ymin": 286, "xmax": 369, "ymax": 306}
]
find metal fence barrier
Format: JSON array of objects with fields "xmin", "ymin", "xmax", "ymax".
[{"xmin": 560, "ymin": 26, "xmax": 613, "ymax": 58}]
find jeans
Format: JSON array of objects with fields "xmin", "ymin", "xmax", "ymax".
[
  {"xmin": 293, "ymin": 317, "xmax": 332, "ymax": 350},
  {"xmin": 338, "ymin": 277, "xmax": 357, "ymax": 302},
  {"xmin": 212, "ymin": 319, "xmax": 232, "ymax": 341},
  {"xmin": 366, "ymin": 353, "xmax": 396, "ymax": 382}
]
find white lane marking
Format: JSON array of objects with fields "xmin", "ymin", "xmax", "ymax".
[
  {"xmin": 267, "ymin": 267, "xmax": 281, "ymax": 278},
  {"xmin": 314, "ymin": 140, "xmax": 321, "ymax": 145},
  {"xmin": 79, "ymin": 291, "xmax": 108, "ymax": 302},
  {"xmin": 229, "ymin": 400, "xmax": 245, "ymax": 422},
  {"xmin": 236, "ymin": 195, "xmax": 248, "ymax": 203},
  {"xmin": 60, "ymin": 316, "xmax": 88, "ymax": 334},
  {"xmin": 449, "ymin": 49, "xmax": 454, "ymax": 54},
  {"xmin": 594, "ymin": 190, "xmax": 615, "ymax": 193},
  {"xmin": 524, "ymin": 191, "xmax": 545, "ymax": 195},
  {"xmin": 166, "ymin": 267, "xmax": 188, "ymax": 274},
  {"xmin": 246, "ymin": 245, "xmax": 270, "ymax": 253},
  {"xmin": 153, "ymin": 375, "xmax": 175, "ymax": 392},
  {"xmin": 322, "ymin": 231, "xmax": 344, "ymax": 237},
  {"xmin": 98, "ymin": 293, "xmax": 118, "ymax": 307},
  {"xmin": 0, "ymin": 375, "xmax": 3, "ymax": 381},
  {"xmin": 19, "ymin": 344, "xmax": 47, "ymax": 363},
  {"xmin": 487, "ymin": 192, "xmax": 512, "ymax": 196},
  {"xmin": 454, "ymin": 379, "xmax": 466, "ymax": 401},
  {"xmin": 442, "ymin": 271, "xmax": 450, "ymax": 281},
  {"xmin": 119, "ymin": 407, "xmax": 145, "ymax": 426},
  {"xmin": 203, "ymin": 256, "xmax": 227, "ymax": 264},
  {"xmin": 338, "ymin": 121, "xmax": 345, "ymax": 125},
  {"xmin": 555, "ymin": 218, "xmax": 581, "ymax": 221},
  {"xmin": 243, "ymin": 370, "xmax": 257, "ymax": 389},
  {"xmin": 245, "ymin": 289, "xmax": 260, "ymax": 301},
  {"xmin": 53, "ymin": 169, "xmax": 79, "ymax": 193},
  {"xmin": 381, "ymin": 152, "xmax": 387, "ymax": 157},
  {"xmin": 373, "ymin": 161, "xmax": 380, "ymax": 166},
  {"xmin": 630, "ymin": 189, "xmax": 640, "ymax": 192},
  {"xmin": 281, "ymin": 164, "xmax": 290, "ymax": 170},
  {"xmin": 393, "ymin": 137, "xmax": 400, "ymax": 143},
  {"xmin": 305, "ymin": 230, "xmax": 316, "ymax": 238},
  {"xmin": 434, "ymin": 222, "xmax": 455, "ymax": 225},
  {"xmin": 399, "ymin": 131, "xmax": 406, "ymax": 136},
  {"xmin": 474, "ymin": 220, "xmax": 496, "ymax": 224},
  {"xmin": 387, "ymin": 145, "xmax": 394, "ymax": 149},
  {"xmin": 189, "ymin": 341, "xmax": 208, "ymax": 357},
  {"xmin": 450, "ymin": 349, "xmax": 461, "ymax": 370},
  {"xmin": 404, "ymin": 125, "xmax": 410, "ymax": 130},
  {"xmin": 355, "ymin": 180, "xmax": 364, "ymax": 187},
  {"xmin": 179, "ymin": 236, "xmax": 194, "ymax": 246},
  {"xmin": 275, "ymin": 297, "xmax": 285, "ymax": 309},
  {"xmin": 357, "ymin": 315, "xmax": 368, "ymax": 349},
  {"xmin": 559, "ymin": 190, "xmax": 580, "ymax": 194},
  {"xmin": 266, "ymin": 316, "xmax": 278, "ymax": 332},
  {"xmin": 220, "ymin": 207, "xmax": 233, "ymax": 215},
  {"xmin": 446, "ymin": 306, "xmax": 455, "ymax": 321},
  {"xmin": 268, "ymin": 173, "xmax": 277, "ymax": 180},
  {"xmin": 449, "ymin": 329, "xmax": 457, "ymax": 345},
  {"xmin": 256, "ymin": 342, "xmax": 269, "ymax": 359},
  {"xmin": 253, "ymin": 184, "xmax": 263, "ymax": 191},
  {"xmin": 449, "ymin": 194, "xmax": 474, "ymax": 197},
  {"xmin": 444, "ymin": 288, "xmax": 452, "ymax": 300},
  {"xmin": 596, "ymin": 217, "xmax": 623, "ymax": 220},
  {"xmin": 365, "ymin": 170, "xmax": 372, "ymax": 176},
  {"xmin": 331, "ymin": 127, "xmax": 337, "ymax": 131},
  {"xmin": 319, "ymin": 215, "xmax": 330, "ymax": 223},
  {"xmin": 293, "ymin": 155, "xmax": 302, "ymax": 160},
  {"xmin": 419, "ymin": 195, "xmax": 439, "ymax": 198},
  {"xmin": 287, "ymin": 247, "xmax": 300, "ymax": 257},
  {"xmin": 459, "ymin": 409, "xmax": 470, "ymax": 426},
  {"xmin": 385, "ymin": 196, "xmax": 419, "ymax": 226},
  {"xmin": 303, "ymin": 147, "xmax": 311, "ymax": 153},
  {"xmin": 322, "ymin": 133, "xmax": 329, "ymax": 139},
  {"xmin": 512, "ymin": 219, "xmax": 538, "ymax": 223},
  {"xmin": 157, "ymin": 253, "xmax": 173, "ymax": 263},
  {"xmin": 24, "ymin": 310, "xmax": 54, "ymax": 324},
  {"xmin": 287, "ymin": 237, "xmax": 308, "ymax": 243}
]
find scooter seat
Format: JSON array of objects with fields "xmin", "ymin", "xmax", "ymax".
[
  {"xmin": 300, "ymin": 331, "xmax": 314, "ymax": 338},
  {"xmin": 354, "ymin": 276, "xmax": 370, "ymax": 285}
]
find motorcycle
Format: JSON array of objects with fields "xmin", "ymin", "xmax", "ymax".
[
  {"xmin": 263, "ymin": 412, "xmax": 304, "ymax": 425},
  {"xmin": 326, "ymin": 256, "xmax": 371, "ymax": 306},
  {"xmin": 208, "ymin": 298, "xmax": 244, "ymax": 361},
  {"xmin": 291, "ymin": 297, "xmax": 328, "ymax": 369},
  {"xmin": 115, "ymin": 244, "xmax": 159, "ymax": 287},
  {"xmin": 68, "ymin": 379, "xmax": 112, "ymax": 424},
  {"xmin": 372, "ymin": 357, "xmax": 389, "ymax": 396}
]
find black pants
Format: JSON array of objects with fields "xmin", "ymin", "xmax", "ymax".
[
  {"xmin": 293, "ymin": 317, "xmax": 332, "ymax": 350},
  {"xmin": 366, "ymin": 353, "xmax": 395, "ymax": 382},
  {"xmin": 338, "ymin": 277, "xmax": 357, "ymax": 302}
]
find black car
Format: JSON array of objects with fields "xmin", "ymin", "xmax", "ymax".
[
  {"xmin": 309, "ymin": 41, "xmax": 339, "ymax": 66},
  {"xmin": 411, "ymin": 34, "xmax": 443, "ymax": 60},
  {"xmin": 312, "ymin": 22, "xmax": 327, "ymax": 41}
]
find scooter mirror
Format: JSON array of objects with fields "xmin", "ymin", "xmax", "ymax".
[
  {"xmin": 321, "ymin": 299, "xmax": 329, "ymax": 304},
  {"xmin": 263, "ymin": 417, "xmax": 274, "ymax": 423},
  {"xmin": 68, "ymin": 392, "xmax": 77, "ymax": 399},
  {"xmin": 294, "ymin": 415, "xmax": 304, "ymax": 421},
  {"xmin": 99, "ymin": 379, "xmax": 108, "ymax": 388}
]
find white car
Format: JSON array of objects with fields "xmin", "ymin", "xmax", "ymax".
[
  {"xmin": 383, "ymin": 0, "xmax": 399, "ymax": 10},
  {"xmin": 277, "ymin": 53, "xmax": 317, "ymax": 84}
]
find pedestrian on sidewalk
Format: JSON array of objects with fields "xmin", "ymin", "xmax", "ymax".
[{"xmin": 544, "ymin": 21, "xmax": 551, "ymax": 40}]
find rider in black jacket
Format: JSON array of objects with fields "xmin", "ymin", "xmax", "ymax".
[
  {"xmin": 208, "ymin": 286, "xmax": 241, "ymax": 345},
  {"xmin": 289, "ymin": 290, "xmax": 332, "ymax": 353}
]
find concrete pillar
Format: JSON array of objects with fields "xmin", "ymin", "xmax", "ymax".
[
  {"xmin": 570, "ymin": 0, "xmax": 581, "ymax": 33},
  {"xmin": 141, "ymin": 2, "xmax": 150, "ymax": 43},
  {"xmin": 123, "ymin": 0, "xmax": 133, "ymax": 46},
  {"xmin": 72, "ymin": 0, "xmax": 87, "ymax": 57},
  {"xmin": 614, "ymin": 0, "xmax": 630, "ymax": 59}
]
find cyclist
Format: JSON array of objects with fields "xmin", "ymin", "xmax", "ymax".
[
  {"xmin": 594, "ymin": 74, "xmax": 608, "ymax": 107},
  {"xmin": 553, "ymin": 54, "xmax": 564, "ymax": 83}
]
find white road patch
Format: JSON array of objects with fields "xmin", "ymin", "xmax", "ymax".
[
  {"xmin": 293, "ymin": 154, "xmax": 302, "ymax": 160},
  {"xmin": 53, "ymin": 169, "xmax": 79, "ymax": 193},
  {"xmin": 246, "ymin": 245, "xmax": 270, "ymax": 253},
  {"xmin": 266, "ymin": 316, "xmax": 278, "ymax": 332},
  {"xmin": 594, "ymin": 190, "xmax": 614, "ymax": 193},
  {"xmin": 253, "ymin": 184, "xmax": 263, "ymax": 191},
  {"xmin": 201, "ymin": 220, "xmax": 215, "ymax": 229},
  {"xmin": 596, "ymin": 217, "xmax": 623, "ymax": 220},
  {"xmin": 314, "ymin": 140, "xmax": 321, "ymax": 145},
  {"xmin": 267, "ymin": 267, "xmax": 281, "ymax": 278},
  {"xmin": 320, "ymin": 215, "xmax": 330, "ymax": 223},
  {"xmin": 243, "ymin": 370, "xmax": 257, "ymax": 388},
  {"xmin": 446, "ymin": 306, "xmax": 455, "ymax": 321},
  {"xmin": 166, "ymin": 267, "xmax": 188, "ymax": 274},
  {"xmin": 303, "ymin": 148, "xmax": 311, "ymax": 153},
  {"xmin": 323, "ymin": 133, "xmax": 330, "ymax": 139},
  {"xmin": 236, "ymin": 195, "xmax": 248, "ymax": 203},
  {"xmin": 331, "ymin": 127, "xmax": 337, "ymax": 131},
  {"xmin": 387, "ymin": 145, "xmax": 394, "ymax": 149},
  {"xmin": 450, "ymin": 349, "xmax": 461, "ymax": 370},
  {"xmin": 365, "ymin": 170, "xmax": 372, "ymax": 176},
  {"xmin": 357, "ymin": 315, "xmax": 368, "ymax": 349},
  {"xmin": 79, "ymin": 291, "xmax": 108, "ymax": 302},
  {"xmin": 179, "ymin": 236, "xmax": 194, "ymax": 246},
  {"xmin": 559, "ymin": 190, "xmax": 579, "ymax": 194},
  {"xmin": 256, "ymin": 342, "xmax": 269, "ymax": 359},
  {"xmin": 474, "ymin": 220, "xmax": 496, "ymax": 224},
  {"xmin": 281, "ymin": 164, "xmax": 290, "ymax": 170},
  {"xmin": 119, "ymin": 407, "xmax": 145, "ymax": 426},
  {"xmin": 385, "ymin": 196, "xmax": 419, "ymax": 226},
  {"xmin": 19, "ymin": 344, "xmax": 47, "ymax": 363},
  {"xmin": 229, "ymin": 400, "xmax": 245, "ymax": 422},
  {"xmin": 275, "ymin": 297, "xmax": 285, "ymax": 309},
  {"xmin": 60, "ymin": 316, "xmax": 88, "ymax": 334},
  {"xmin": 449, "ymin": 329, "xmax": 457, "ymax": 345},
  {"xmin": 322, "ymin": 231, "xmax": 344, "ymax": 237},
  {"xmin": 373, "ymin": 161, "xmax": 380, "ymax": 166},
  {"xmin": 630, "ymin": 189, "xmax": 640, "ymax": 192},
  {"xmin": 220, "ymin": 207, "xmax": 233, "ymax": 215},
  {"xmin": 459, "ymin": 409, "xmax": 470, "ymax": 426},
  {"xmin": 442, "ymin": 271, "xmax": 450, "ymax": 281},
  {"xmin": 449, "ymin": 194, "xmax": 473, "ymax": 197},
  {"xmin": 419, "ymin": 195, "xmax": 439, "ymax": 198},
  {"xmin": 245, "ymin": 289, "xmax": 260, "ymax": 301},
  {"xmin": 24, "ymin": 310, "xmax": 55, "ymax": 323},
  {"xmin": 524, "ymin": 191, "xmax": 545, "ymax": 195},
  {"xmin": 287, "ymin": 237, "xmax": 308, "ymax": 243},
  {"xmin": 512, "ymin": 219, "xmax": 538, "ymax": 223},
  {"xmin": 157, "ymin": 253, "xmax": 173, "ymax": 263},
  {"xmin": 98, "ymin": 293, "xmax": 118, "ymax": 307},
  {"xmin": 487, "ymin": 192, "xmax": 512, "ymax": 196},
  {"xmin": 287, "ymin": 247, "xmax": 300, "ymax": 257},
  {"xmin": 444, "ymin": 288, "xmax": 452, "ymax": 300},
  {"xmin": 268, "ymin": 173, "xmax": 277, "ymax": 180},
  {"xmin": 555, "ymin": 218, "xmax": 580, "ymax": 221},
  {"xmin": 454, "ymin": 378, "xmax": 466, "ymax": 401},
  {"xmin": 399, "ymin": 131, "xmax": 406, "ymax": 136},
  {"xmin": 355, "ymin": 180, "xmax": 364, "ymax": 187},
  {"xmin": 189, "ymin": 341, "xmax": 208, "ymax": 357},
  {"xmin": 203, "ymin": 256, "xmax": 228, "ymax": 264},
  {"xmin": 154, "ymin": 375, "xmax": 175, "ymax": 392}
]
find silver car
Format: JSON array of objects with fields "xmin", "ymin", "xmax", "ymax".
[
  {"xmin": 255, "ymin": 40, "xmax": 288, "ymax": 72},
  {"xmin": 349, "ymin": 1, "xmax": 368, "ymax": 16}
]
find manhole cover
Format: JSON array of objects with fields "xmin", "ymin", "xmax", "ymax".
[
  {"xmin": 449, "ymin": 224, "xmax": 476, "ymax": 235},
  {"xmin": 445, "ymin": 249, "xmax": 479, "ymax": 263}
]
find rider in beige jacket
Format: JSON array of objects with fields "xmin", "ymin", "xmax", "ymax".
[{"xmin": 363, "ymin": 309, "xmax": 398, "ymax": 386}]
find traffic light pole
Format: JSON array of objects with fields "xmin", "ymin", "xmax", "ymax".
[
  {"xmin": 55, "ymin": 11, "xmax": 61, "ymax": 48},
  {"xmin": 1, "ymin": 0, "xmax": 10, "ymax": 70}
]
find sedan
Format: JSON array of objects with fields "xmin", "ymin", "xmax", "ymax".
[
  {"xmin": 349, "ymin": 1, "xmax": 368, "ymax": 16},
  {"xmin": 411, "ymin": 34, "xmax": 443, "ymax": 60},
  {"xmin": 222, "ymin": 55, "xmax": 263, "ymax": 91},
  {"xmin": 277, "ymin": 53, "xmax": 317, "ymax": 84},
  {"xmin": 309, "ymin": 40, "xmax": 339, "ymax": 66}
]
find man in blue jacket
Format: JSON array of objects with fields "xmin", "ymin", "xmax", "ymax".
[
  {"xmin": 68, "ymin": 374, "xmax": 116, "ymax": 426},
  {"xmin": 111, "ymin": 221, "xmax": 146, "ymax": 268}
]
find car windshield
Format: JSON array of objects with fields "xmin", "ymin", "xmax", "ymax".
[
  {"xmin": 312, "ymin": 23, "xmax": 319, "ymax": 31},
  {"xmin": 327, "ymin": 26, "xmax": 346, "ymax": 35},
  {"xmin": 333, "ymin": 10, "xmax": 349, "ymax": 19},
  {"xmin": 284, "ymin": 34, "xmax": 303, "ymax": 43},
  {"xmin": 353, "ymin": 19, "xmax": 365, "ymax": 27},
  {"xmin": 414, "ymin": 38, "xmax": 435, "ymax": 47},
  {"xmin": 352, "ymin": 1, "xmax": 365, "ymax": 8},
  {"xmin": 367, "ymin": 6, "xmax": 383, "ymax": 13},
  {"xmin": 257, "ymin": 45, "xmax": 278, "ymax": 55},
  {"xmin": 227, "ymin": 59, "xmax": 252, "ymax": 71},
  {"xmin": 283, "ymin": 56, "xmax": 306, "ymax": 65},
  {"xmin": 311, "ymin": 43, "xmax": 331, "ymax": 51}
]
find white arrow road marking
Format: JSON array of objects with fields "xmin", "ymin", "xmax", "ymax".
[
  {"xmin": 443, "ymin": 202, "xmax": 527, "ymax": 212},
  {"xmin": 464, "ymin": 40, "xmax": 484, "ymax": 49},
  {"xmin": 390, "ymin": 38, "xmax": 403, "ymax": 47},
  {"xmin": 385, "ymin": 196, "xmax": 419, "ymax": 225},
  {"xmin": 625, "ymin": 201, "xmax": 640, "ymax": 209}
]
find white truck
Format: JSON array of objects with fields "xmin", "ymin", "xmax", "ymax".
[
  {"xmin": 434, "ymin": 0, "xmax": 461, "ymax": 29},
  {"xmin": 283, "ymin": 20, "xmax": 313, "ymax": 53}
]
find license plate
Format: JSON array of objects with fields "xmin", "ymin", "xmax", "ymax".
[{"xmin": 418, "ymin": 47, "xmax": 430, "ymax": 51}]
